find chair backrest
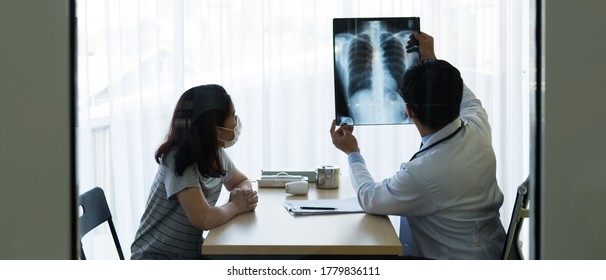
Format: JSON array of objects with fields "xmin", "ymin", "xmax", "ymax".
[
  {"xmin": 79, "ymin": 187, "xmax": 125, "ymax": 260},
  {"xmin": 502, "ymin": 178, "xmax": 530, "ymax": 260}
]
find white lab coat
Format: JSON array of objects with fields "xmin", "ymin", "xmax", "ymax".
[{"xmin": 349, "ymin": 85, "xmax": 506, "ymax": 260}]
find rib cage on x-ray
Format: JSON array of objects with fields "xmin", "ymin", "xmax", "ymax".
[{"xmin": 335, "ymin": 21, "xmax": 418, "ymax": 125}]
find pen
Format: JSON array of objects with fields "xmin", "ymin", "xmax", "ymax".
[{"xmin": 300, "ymin": 206, "xmax": 336, "ymax": 210}]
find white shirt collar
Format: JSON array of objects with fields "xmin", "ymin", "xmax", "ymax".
[{"xmin": 422, "ymin": 118, "xmax": 463, "ymax": 148}]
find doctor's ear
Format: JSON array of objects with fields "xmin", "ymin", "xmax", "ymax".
[{"xmin": 405, "ymin": 104, "xmax": 415, "ymax": 119}]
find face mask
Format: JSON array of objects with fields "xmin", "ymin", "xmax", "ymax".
[{"xmin": 217, "ymin": 116, "xmax": 241, "ymax": 148}]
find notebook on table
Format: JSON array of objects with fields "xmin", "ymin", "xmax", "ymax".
[{"xmin": 282, "ymin": 197, "xmax": 365, "ymax": 216}]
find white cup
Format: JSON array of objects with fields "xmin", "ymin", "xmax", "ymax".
[{"xmin": 285, "ymin": 181, "xmax": 309, "ymax": 195}]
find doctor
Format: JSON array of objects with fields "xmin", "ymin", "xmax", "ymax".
[{"xmin": 329, "ymin": 32, "xmax": 506, "ymax": 260}]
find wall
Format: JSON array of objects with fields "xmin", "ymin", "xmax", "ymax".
[
  {"xmin": 539, "ymin": 0, "xmax": 606, "ymax": 259},
  {"xmin": 0, "ymin": 0, "xmax": 75, "ymax": 259}
]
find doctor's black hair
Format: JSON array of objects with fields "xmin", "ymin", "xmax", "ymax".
[
  {"xmin": 155, "ymin": 85, "xmax": 232, "ymax": 178},
  {"xmin": 399, "ymin": 60, "xmax": 463, "ymax": 130}
]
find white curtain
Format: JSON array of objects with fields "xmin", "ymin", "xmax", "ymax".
[{"xmin": 77, "ymin": 0, "xmax": 530, "ymax": 259}]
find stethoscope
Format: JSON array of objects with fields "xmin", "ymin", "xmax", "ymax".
[{"xmin": 408, "ymin": 120, "xmax": 465, "ymax": 161}]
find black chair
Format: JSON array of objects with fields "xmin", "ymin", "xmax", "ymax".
[
  {"xmin": 502, "ymin": 178, "xmax": 530, "ymax": 260},
  {"xmin": 79, "ymin": 187, "xmax": 125, "ymax": 260}
]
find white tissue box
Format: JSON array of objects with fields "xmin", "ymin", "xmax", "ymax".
[{"xmin": 257, "ymin": 173, "xmax": 308, "ymax": 188}]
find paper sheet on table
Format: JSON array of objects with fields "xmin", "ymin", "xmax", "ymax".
[{"xmin": 281, "ymin": 197, "xmax": 365, "ymax": 216}]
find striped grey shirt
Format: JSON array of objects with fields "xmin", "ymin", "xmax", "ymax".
[{"xmin": 130, "ymin": 148, "xmax": 235, "ymax": 259}]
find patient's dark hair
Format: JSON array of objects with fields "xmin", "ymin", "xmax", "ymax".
[
  {"xmin": 399, "ymin": 60, "xmax": 463, "ymax": 130},
  {"xmin": 155, "ymin": 85, "xmax": 232, "ymax": 177}
]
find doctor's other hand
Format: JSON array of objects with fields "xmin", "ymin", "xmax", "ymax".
[{"xmin": 330, "ymin": 119, "xmax": 360, "ymax": 155}]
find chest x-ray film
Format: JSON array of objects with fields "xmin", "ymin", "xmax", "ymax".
[{"xmin": 333, "ymin": 17, "xmax": 420, "ymax": 126}]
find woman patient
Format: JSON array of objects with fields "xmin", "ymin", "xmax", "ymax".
[{"xmin": 131, "ymin": 84, "xmax": 258, "ymax": 260}]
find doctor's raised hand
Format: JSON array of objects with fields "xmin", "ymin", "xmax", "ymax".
[
  {"xmin": 413, "ymin": 31, "xmax": 437, "ymax": 60},
  {"xmin": 329, "ymin": 119, "xmax": 360, "ymax": 155}
]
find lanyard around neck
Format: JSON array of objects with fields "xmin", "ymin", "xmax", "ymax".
[{"xmin": 409, "ymin": 121, "xmax": 465, "ymax": 161}]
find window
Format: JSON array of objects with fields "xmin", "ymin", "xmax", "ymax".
[{"xmin": 77, "ymin": 0, "xmax": 530, "ymax": 259}]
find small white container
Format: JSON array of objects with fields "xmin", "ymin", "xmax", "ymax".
[{"xmin": 285, "ymin": 181, "xmax": 309, "ymax": 195}]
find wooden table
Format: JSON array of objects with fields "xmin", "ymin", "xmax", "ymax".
[{"xmin": 201, "ymin": 181, "xmax": 402, "ymax": 257}]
